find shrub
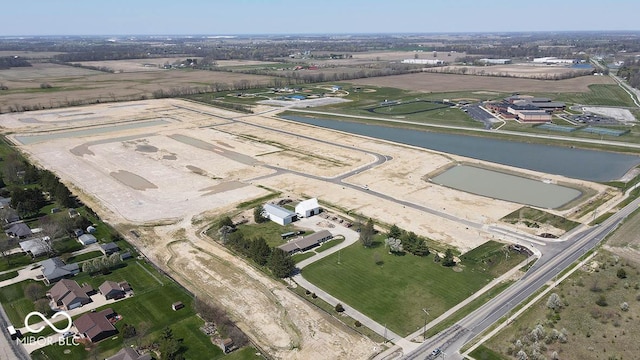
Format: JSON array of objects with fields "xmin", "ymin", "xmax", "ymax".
[
  {"xmin": 335, "ymin": 303, "xmax": 345, "ymax": 312},
  {"xmin": 596, "ymin": 295, "xmax": 608, "ymax": 307},
  {"xmin": 621, "ymin": 302, "xmax": 630, "ymax": 311},
  {"xmin": 354, "ymin": 320, "xmax": 362, "ymax": 327},
  {"xmin": 617, "ymin": 268, "xmax": 627, "ymax": 279},
  {"xmin": 311, "ymin": 293, "xmax": 317, "ymax": 299},
  {"xmin": 546, "ymin": 293, "xmax": 563, "ymax": 311}
]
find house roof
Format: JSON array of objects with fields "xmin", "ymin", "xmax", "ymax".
[
  {"xmin": 263, "ymin": 203, "xmax": 295, "ymax": 219},
  {"xmin": 78, "ymin": 234, "xmax": 97, "ymax": 245},
  {"xmin": 74, "ymin": 308, "xmax": 116, "ymax": 341},
  {"xmin": 106, "ymin": 347, "xmax": 152, "ymax": 360},
  {"xmin": 40, "ymin": 257, "xmax": 79, "ymax": 282},
  {"xmin": 5, "ymin": 223, "xmax": 32, "ymax": 237},
  {"xmin": 19, "ymin": 238, "xmax": 48, "ymax": 257},
  {"xmin": 278, "ymin": 230, "xmax": 332, "ymax": 253},
  {"xmin": 101, "ymin": 242, "xmax": 120, "ymax": 252},
  {"xmin": 49, "ymin": 279, "xmax": 91, "ymax": 307},
  {"xmin": 99, "ymin": 280, "xmax": 123, "ymax": 295},
  {"xmin": 295, "ymin": 198, "xmax": 320, "ymax": 214}
]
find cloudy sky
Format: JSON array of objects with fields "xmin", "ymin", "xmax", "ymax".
[{"xmin": 2, "ymin": 0, "xmax": 639, "ymax": 36}]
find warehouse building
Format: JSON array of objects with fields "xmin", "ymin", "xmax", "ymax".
[
  {"xmin": 263, "ymin": 204, "xmax": 296, "ymax": 226},
  {"xmin": 295, "ymin": 198, "xmax": 321, "ymax": 218}
]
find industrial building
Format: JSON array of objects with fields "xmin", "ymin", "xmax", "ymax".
[
  {"xmin": 295, "ymin": 198, "xmax": 321, "ymax": 218},
  {"xmin": 401, "ymin": 59, "xmax": 444, "ymax": 65},
  {"xmin": 532, "ymin": 57, "xmax": 578, "ymax": 64},
  {"xmin": 478, "ymin": 58, "xmax": 512, "ymax": 65},
  {"xmin": 263, "ymin": 203, "xmax": 296, "ymax": 226}
]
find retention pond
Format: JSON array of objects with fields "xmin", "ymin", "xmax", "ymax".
[{"xmin": 281, "ymin": 115, "xmax": 640, "ymax": 182}]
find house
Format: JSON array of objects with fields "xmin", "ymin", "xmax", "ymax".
[
  {"xmin": 216, "ymin": 338, "xmax": 235, "ymax": 353},
  {"xmin": 106, "ymin": 347, "xmax": 152, "ymax": 360},
  {"xmin": 74, "ymin": 308, "xmax": 118, "ymax": 343},
  {"xmin": 68, "ymin": 208, "xmax": 79, "ymax": 218},
  {"xmin": 40, "ymin": 257, "xmax": 80, "ymax": 285},
  {"xmin": 72, "ymin": 228, "xmax": 83, "ymax": 237},
  {"xmin": 278, "ymin": 230, "xmax": 333, "ymax": 254},
  {"xmin": 5, "ymin": 222, "xmax": 32, "ymax": 238},
  {"xmin": 47, "ymin": 279, "xmax": 93, "ymax": 310},
  {"xmin": 295, "ymin": 198, "xmax": 321, "ymax": 218},
  {"xmin": 262, "ymin": 204, "xmax": 296, "ymax": 226},
  {"xmin": 78, "ymin": 234, "xmax": 97, "ymax": 245},
  {"xmin": 100, "ymin": 242, "xmax": 120, "ymax": 255},
  {"xmin": 99, "ymin": 280, "xmax": 126, "ymax": 300},
  {"xmin": 172, "ymin": 301, "xmax": 184, "ymax": 311},
  {"xmin": 120, "ymin": 251, "xmax": 132, "ymax": 260},
  {"xmin": 19, "ymin": 238, "xmax": 49, "ymax": 257},
  {"xmin": 3, "ymin": 212, "xmax": 20, "ymax": 224}
]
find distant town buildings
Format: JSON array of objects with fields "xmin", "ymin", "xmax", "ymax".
[
  {"xmin": 478, "ymin": 58, "xmax": 512, "ymax": 65},
  {"xmin": 532, "ymin": 57, "xmax": 579, "ymax": 64},
  {"xmin": 401, "ymin": 59, "xmax": 444, "ymax": 65}
]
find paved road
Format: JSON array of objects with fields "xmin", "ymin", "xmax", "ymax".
[{"xmin": 402, "ymin": 196, "xmax": 640, "ymax": 359}]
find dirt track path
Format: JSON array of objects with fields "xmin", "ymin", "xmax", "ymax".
[{"xmin": 127, "ymin": 215, "xmax": 375, "ymax": 360}]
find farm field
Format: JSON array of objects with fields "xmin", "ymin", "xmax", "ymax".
[
  {"xmin": 0, "ymin": 62, "xmax": 275, "ymax": 111},
  {"xmin": 350, "ymin": 72, "xmax": 615, "ymax": 93},
  {"xmin": 302, "ymin": 241, "xmax": 527, "ymax": 335},
  {"xmin": 426, "ymin": 64, "xmax": 592, "ymax": 79}
]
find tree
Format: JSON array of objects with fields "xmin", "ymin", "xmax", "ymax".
[
  {"xmin": 0, "ymin": 234, "xmax": 12, "ymax": 265},
  {"xmin": 268, "ymin": 248, "xmax": 295, "ymax": 278},
  {"xmin": 385, "ymin": 237, "xmax": 403, "ymax": 254},
  {"xmin": 158, "ymin": 327, "xmax": 185, "ymax": 360},
  {"xmin": 82, "ymin": 261, "xmax": 94, "ymax": 274},
  {"xmin": 34, "ymin": 298, "xmax": 52, "ymax": 317},
  {"xmin": 24, "ymin": 283, "xmax": 46, "ymax": 301},
  {"xmin": 10, "ymin": 187, "xmax": 46, "ymax": 217},
  {"xmin": 335, "ymin": 303, "xmax": 345, "ymax": 312},
  {"xmin": 596, "ymin": 294, "xmax": 608, "ymax": 307},
  {"xmin": 254, "ymin": 205, "xmax": 268, "ymax": 223},
  {"xmin": 442, "ymin": 248, "xmax": 456, "ymax": 267},
  {"xmin": 359, "ymin": 218, "xmax": 374, "ymax": 247},
  {"xmin": 546, "ymin": 293, "xmax": 563, "ymax": 311},
  {"xmin": 388, "ymin": 224, "xmax": 403, "ymax": 239},
  {"xmin": 219, "ymin": 216, "xmax": 234, "ymax": 229},
  {"xmin": 249, "ymin": 237, "xmax": 272, "ymax": 266}
]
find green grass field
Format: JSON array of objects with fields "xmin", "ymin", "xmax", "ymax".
[
  {"xmin": 469, "ymin": 345, "xmax": 508, "ymax": 360},
  {"xmin": 368, "ymin": 101, "xmax": 449, "ymax": 115},
  {"xmin": 302, "ymin": 241, "xmax": 526, "ymax": 335},
  {"xmin": 501, "ymin": 207, "xmax": 580, "ymax": 232},
  {"xmin": 0, "ymin": 279, "xmax": 40, "ymax": 325},
  {"xmin": 0, "ymin": 271, "xmax": 18, "ymax": 282},
  {"xmin": 315, "ymin": 237, "xmax": 345, "ymax": 253}
]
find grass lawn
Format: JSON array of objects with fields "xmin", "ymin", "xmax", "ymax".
[
  {"xmin": 469, "ymin": 345, "xmax": 508, "ymax": 360},
  {"xmin": 0, "ymin": 270, "xmax": 18, "ymax": 281},
  {"xmin": 315, "ymin": 237, "xmax": 345, "ymax": 253},
  {"xmin": 52, "ymin": 237, "xmax": 83, "ymax": 254},
  {"xmin": 72, "ymin": 260, "xmax": 166, "ymax": 294},
  {"xmin": 501, "ymin": 207, "xmax": 579, "ymax": 232},
  {"xmin": 67, "ymin": 250, "xmax": 103, "ymax": 263},
  {"xmin": 0, "ymin": 279, "xmax": 40, "ymax": 325},
  {"xmin": 292, "ymin": 252, "xmax": 316, "ymax": 264},
  {"xmin": 0, "ymin": 253, "xmax": 34, "ymax": 273},
  {"xmin": 302, "ymin": 241, "xmax": 526, "ymax": 335},
  {"xmin": 233, "ymin": 222, "xmax": 310, "ymax": 248}
]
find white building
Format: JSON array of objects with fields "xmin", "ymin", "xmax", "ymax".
[
  {"xmin": 263, "ymin": 204, "xmax": 296, "ymax": 226},
  {"xmin": 295, "ymin": 198, "xmax": 321, "ymax": 218},
  {"xmin": 401, "ymin": 59, "xmax": 444, "ymax": 65},
  {"xmin": 78, "ymin": 234, "xmax": 97, "ymax": 245},
  {"xmin": 532, "ymin": 57, "xmax": 578, "ymax": 64},
  {"xmin": 479, "ymin": 58, "xmax": 512, "ymax": 65}
]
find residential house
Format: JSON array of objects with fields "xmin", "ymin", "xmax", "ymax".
[
  {"xmin": 47, "ymin": 279, "xmax": 93, "ymax": 310},
  {"xmin": 106, "ymin": 347, "xmax": 152, "ymax": 360},
  {"xmin": 40, "ymin": 257, "xmax": 80, "ymax": 285},
  {"xmin": 5, "ymin": 222, "xmax": 32, "ymax": 239},
  {"xmin": 277, "ymin": 230, "xmax": 333, "ymax": 254},
  {"xmin": 74, "ymin": 308, "xmax": 118, "ymax": 343},
  {"xmin": 78, "ymin": 234, "xmax": 97, "ymax": 245},
  {"xmin": 19, "ymin": 238, "xmax": 49, "ymax": 257},
  {"xmin": 100, "ymin": 242, "xmax": 120, "ymax": 255},
  {"xmin": 99, "ymin": 280, "xmax": 126, "ymax": 300}
]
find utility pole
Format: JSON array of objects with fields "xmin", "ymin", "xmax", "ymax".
[{"xmin": 422, "ymin": 308, "xmax": 430, "ymax": 340}]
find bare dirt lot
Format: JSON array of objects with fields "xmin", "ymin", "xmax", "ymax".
[
  {"xmin": 350, "ymin": 72, "xmax": 615, "ymax": 93},
  {"xmin": 1, "ymin": 99, "xmax": 613, "ymax": 358}
]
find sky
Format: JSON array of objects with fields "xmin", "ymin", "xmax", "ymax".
[{"xmin": 2, "ymin": 0, "xmax": 639, "ymax": 36}]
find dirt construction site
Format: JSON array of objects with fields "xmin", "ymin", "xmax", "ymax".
[{"xmin": 0, "ymin": 99, "xmax": 618, "ymax": 359}]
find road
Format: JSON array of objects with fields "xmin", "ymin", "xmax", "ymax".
[{"xmin": 402, "ymin": 196, "xmax": 640, "ymax": 360}]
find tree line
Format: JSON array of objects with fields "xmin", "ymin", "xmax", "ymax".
[
  {"xmin": 618, "ymin": 58, "xmax": 640, "ymax": 90},
  {"xmin": 0, "ymin": 56, "xmax": 31, "ymax": 69}
]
